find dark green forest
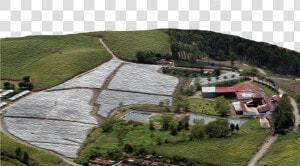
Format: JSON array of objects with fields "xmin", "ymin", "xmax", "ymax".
[{"xmin": 168, "ymin": 29, "xmax": 300, "ymax": 77}]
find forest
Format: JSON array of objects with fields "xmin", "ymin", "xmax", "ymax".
[{"xmin": 168, "ymin": 29, "xmax": 300, "ymax": 77}]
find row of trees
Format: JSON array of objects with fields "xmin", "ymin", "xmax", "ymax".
[
  {"xmin": 3, "ymin": 76, "xmax": 33, "ymax": 91},
  {"xmin": 168, "ymin": 29, "xmax": 300, "ymax": 77}
]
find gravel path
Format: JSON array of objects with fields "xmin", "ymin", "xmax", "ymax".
[{"xmin": 247, "ymin": 134, "xmax": 278, "ymax": 166}]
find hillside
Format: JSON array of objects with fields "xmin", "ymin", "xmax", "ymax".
[
  {"xmin": 168, "ymin": 29, "xmax": 300, "ymax": 77},
  {"xmin": 1, "ymin": 34, "xmax": 112, "ymax": 91},
  {"xmin": 257, "ymin": 131, "xmax": 300, "ymax": 166},
  {"xmin": 83, "ymin": 29, "xmax": 170, "ymax": 61}
]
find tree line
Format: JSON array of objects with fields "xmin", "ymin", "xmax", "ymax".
[{"xmin": 168, "ymin": 29, "xmax": 300, "ymax": 77}]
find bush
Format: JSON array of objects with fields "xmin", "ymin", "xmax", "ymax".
[
  {"xmin": 205, "ymin": 120, "xmax": 230, "ymax": 138},
  {"xmin": 215, "ymin": 96, "xmax": 230, "ymax": 117},
  {"xmin": 4, "ymin": 82, "xmax": 11, "ymax": 89},
  {"xmin": 101, "ymin": 118, "xmax": 122, "ymax": 132}
]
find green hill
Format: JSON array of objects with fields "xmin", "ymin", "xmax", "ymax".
[
  {"xmin": 1, "ymin": 34, "xmax": 112, "ymax": 91},
  {"xmin": 84, "ymin": 29, "xmax": 170, "ymax": 61}
]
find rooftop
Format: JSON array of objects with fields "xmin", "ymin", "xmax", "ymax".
[{"xmin": 202, "ymin": 87, "xmax": 216, "ymax": 93}]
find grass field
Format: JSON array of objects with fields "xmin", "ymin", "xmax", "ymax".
[
  {"xmin": 1, "ymin": 34, "xmax": 112, "ymax": 91},
  {"xmin": 75, "ymin": 122, "xmax": 186, "ymax": 164},
  {"xmin": 84, "ymin": 30, "xmax": 170, "ymax": 61},
  {"xmin": 76, "ymin": 118, "xmax": 268, "ymax": 166},
  {"xmin": 252, "ymin": 82, "xmax": 277, "ymax": 97},
  {"xmin": 148, "ymin": 119, "xmax": 269, "ymax": 166},
  {"xmin": 257, "ymin": 131, "xmax": 300, "ymax": 166},
  {"xmin": 0, "ymin": 131, "xmax": 70, "ymax": 166},
  {"xmin": 188, "ymin": 98, "xmax": 218, "ymax": 116}
]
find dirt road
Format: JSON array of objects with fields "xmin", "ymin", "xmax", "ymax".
[
  {"xmin": 247, "ymin": 134, "xmax": 278, "ymax": 166},
  {"xmin": 99, "ymin": 39, "xmax": 120, "ymax": 60},
  {"xmin": 290, "ymin": 97, "xmax": 300, "ymax": 131}
]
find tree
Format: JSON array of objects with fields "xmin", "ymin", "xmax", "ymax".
[
  {"xmin": 190, "ymin": 124, "xmax": 205, "ymax": 140},
  {"xmin": 23, "ymin": 151, "xmax": 29, "ymax": 163},
  {"xmin": 169, "ymin": 120, "xmax": 178, "ymax": 135},
  {"xmin": 194, "ymin": 77, "xmax": 201, "ymax": 90},
  {"xmin": 159, "ymin": 101, "xmax": 165, "ymax": 107},
  {"xmin": 160, "ymin": 115, "xmax": 172, "ymax": 131},
  {"xmin": 4, "ymin": 82, "xmax": 11, "ymax": 89},
  {"xmin": 235, "ymin": 124, "xmax": 239, "ymax": 133},
  {"xmin": 101, "ymin": 118, "xmax": 120, "ymax": 132},
  {"xmin": 15, "ymin": 147, "xmax": 22, "ymax": 158},
  {"xmin": 149, "ymin": 120, "xmax": 155, "ymax": 130},
  {"xmin": 213, "ymin": 69, "xmax": 221, "ymax": 76},
  {"xmin": 124, "ymin": 144, "xmax": 133, "ymax": 153},
  {"xmin": 273, "ymin": 94, "xmax": 294, "ymax": 134},
  {"xmin": 119, "ymin": 102, "xmax": 123, "ymax": 108},
  {"xmin": 23, "ymin": 76, "xmax": 30, "ymax": 82},
  {"xmin": 205, "ymin": 120, "xmax": 230, "ymax": 138},
  {"xmin": 215, "ymin": 96, "xmax": 230, "ymax": 117},
  {"xmin": 115, "ymin": 125, "xmax": 128, "ymax": 146},
  {"xmin": 230, "ymin": 123, "xmax": 235, "ymax": 133}
]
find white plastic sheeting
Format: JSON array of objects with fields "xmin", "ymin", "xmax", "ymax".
[
  {"xmin": 50, "ymin": 60, "xmax": 122, "ymax": 90},
  {"xmin": 96, "ymin": 90, "xmax": 172, "ymax": 118},
  {"xmin": 188, "ymin": 114, "xmax": 246, "ymax": 127},
  {"xmin": 3, "ymin": 89, "xmax": 97, "ymax": 158},
  {"xmin": 108, "ymin": 64, "xmax": 178, "ymax": 96},
  {"xmin": 8, "ymin": 90, "xmax": 30, "ymax": 101},
  {"xmin": 190, "ymin": 72, "xmax": 242, "ymax": 86}
]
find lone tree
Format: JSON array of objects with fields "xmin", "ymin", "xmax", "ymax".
[
  {"xmin": 230, "ymin": 123, "xmax": 235, "ymax": 133},
  {"xmin": 215, "ymin": 96, "xmax": 230, "ymax": 117},
  {"xmin": 273, "ymin": 94, "xmax": 294, "ymax": 134},
  {"xmin": 149, "ymin": 120, "xmax": 155, "ymax": 130},
  {"xmin": 4, "ymin": 82, "xmax": 11, "ymax": 89},
  {"xmin": 235, "ymin": 124, "xmax": 239, "ymax": 133},
  {"xmin": 23, "ymin": 151, "xmax": 29, "ymax": 164},
  {"xmin": 23, "ymin": 76, "xmax": 31, "ymax": 82}
]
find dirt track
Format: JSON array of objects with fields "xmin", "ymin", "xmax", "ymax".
[{"xmin": 247, "ymin": 134, "xmax": 278, "ymax": 166}]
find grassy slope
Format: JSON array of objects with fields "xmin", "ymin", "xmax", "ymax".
[
  {"xmin": 1, "ymin": 131, "xmax": 70, "ymax": 166},
  {"xmin": 84, "ymin": 30, "xmax": 170, "ymax": 61},
  {"xmin": 257, "ymin": 132, "xmax": 300, "ymax": 166},
  {"xmin": 76, "ymin": 119, "xmax": 268, "ymax": 166},
  {"xmin": 1, "ymin": 34, "xmax": 112, "ymax": 91},
  {"xmin": 149, "ymin": 119, "xmax": 269, "ymax": 166}
]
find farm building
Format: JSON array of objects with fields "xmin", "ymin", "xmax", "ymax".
[
  {"xmin": 202, "ymin": 87, "xmax": 216, "ymax": 98},
  {"xmin": 202, "ymin": 83, "xmax": 263, "ymax": 99},
  {"xmin": 232, "ymin": 93, "xmax": 281, "ymax": 116}
]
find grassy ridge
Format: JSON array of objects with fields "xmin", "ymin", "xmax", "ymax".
[
  {"xmin": 258, "ymin": 132, "xmax": 300, "ymax": 166},
  {"xmin": 0, "ymin": 131, "xmax": 70, "ymax": 166},
  {"xmin": 1, "ymin": 34, "xmax": 112, "ymax": 91},
  {"xmin": 84, "ymin": 30, "xmax": 170, "ymax": 61},
  {"xmin": 148, "ymin": 119, "xmax": 269, "ymax": 166}
]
